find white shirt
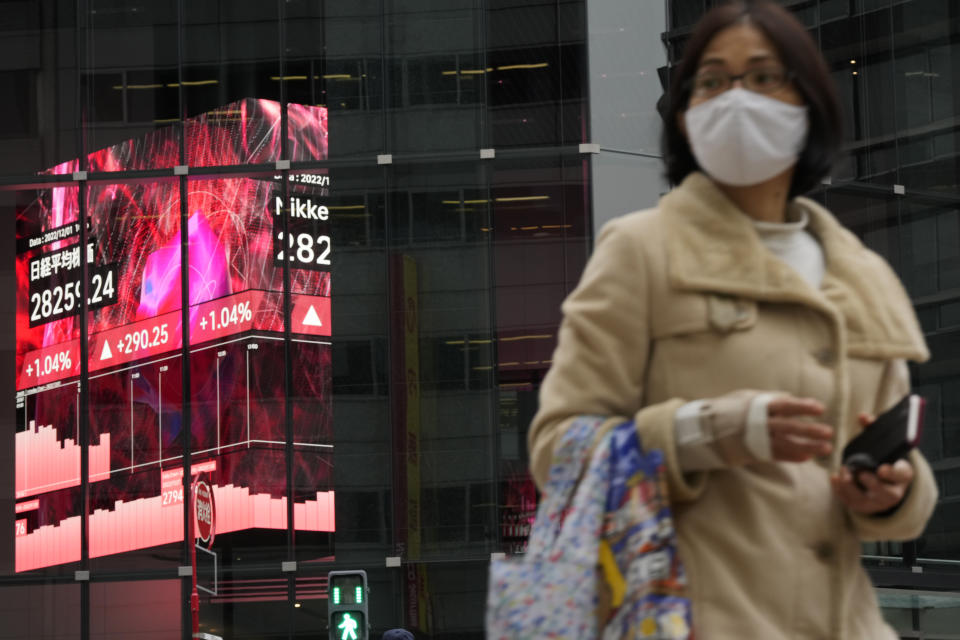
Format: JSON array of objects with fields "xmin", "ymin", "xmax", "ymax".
[{"xmin": 752, "ymin": 205, "xmax": 825, "ymax": 290}]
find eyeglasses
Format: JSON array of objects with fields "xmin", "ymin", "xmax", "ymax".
[{"xmin": 689, "ymin": 66, "xmax": 793, "ymax": 98}]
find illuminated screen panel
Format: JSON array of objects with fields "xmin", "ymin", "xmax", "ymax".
[
  {"xmin": 13, "ymin": 380, "xmax": 83, "ymax": 572},
  {"xmin": 14, "ymin": 99, "xmax": 333, "ymax": 573},
  {"xmin": 184, "ymin": 99, "xmax": 328, "ymax": 167}
]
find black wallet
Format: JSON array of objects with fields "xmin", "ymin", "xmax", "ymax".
[{"xmin": 842, "ymin": 394, "xmax": 925, "ymax": 473}]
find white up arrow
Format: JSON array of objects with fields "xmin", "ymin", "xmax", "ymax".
[{"xmin": 302, "ymin": 305, "xmax": 323, "ymax": 327}]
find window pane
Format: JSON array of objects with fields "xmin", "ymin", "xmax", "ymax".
[
  {"xmin": 322, "ymin": 3, "xmax": 384, "ymax": 159},
  {"xmin": 183, "ymin": 1, "xmax": 280, "ymax": 166},
  {"xmin": 85, "ymin": 0, "xmax": 179, "ymax": 166},
  {"xmin": 386, "ymin": 5, "xmax": 484, "ymax": 153},
  {"xmin": 13, "ymin": 184, "xmax": 84, "ymax": 576},
  {"xmin": 90, "ymin": 579, "xmax": 180, "ymax": 639},
  {"xmin": 893, "ymin": 0, "xmax": 960, "ymax": 194},
  {"xmin": 0, "ymin": 0, "xmax": 78, "ymax": 177},
  {"xmin": 0, "ymin": 584, "xmax": 81, "ymax": 639}
]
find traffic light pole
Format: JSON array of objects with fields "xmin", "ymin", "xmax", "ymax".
[{"xmin": 190, "ymin": 478, "xmax": 199, "ymax": 636}]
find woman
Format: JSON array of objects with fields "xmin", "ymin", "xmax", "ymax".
[{"xmin": 528, "ymin": 1, "xmax": 937, "ymax": 638}]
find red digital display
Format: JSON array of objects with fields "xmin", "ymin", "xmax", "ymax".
[{"xmin": 14, "ymin": 99, "xmax": 334, "ymax": 572}]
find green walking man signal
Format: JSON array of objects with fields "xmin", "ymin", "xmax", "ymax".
[
  {"xmin": 337, "ymin": 613, "xmax": 359, "ymax": 640},
  {"xmin": 328, "ymin": 570, "xmax": 369, "ymax": 640}
]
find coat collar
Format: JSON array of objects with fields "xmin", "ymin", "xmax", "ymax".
[{"xmin": 660, "ymin": 172, "xmax": 929, "ymax": 362}]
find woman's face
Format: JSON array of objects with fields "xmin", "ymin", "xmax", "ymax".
[{"xmin": 686, "ymin": 21, "xmax": 804, "ymax": 110}]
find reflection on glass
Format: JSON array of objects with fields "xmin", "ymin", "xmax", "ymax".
[
  {"xmin": 85, "ymin": 0, "xmax": 179, "ymax": 164},
  {"xmin": 183, "ymin": 174, "xmax": 334, "ymax": 569},
  {"xmin": 83, "ymin": 180, "xmax": 186, "ymax": 570},
  {"xmin": 161, "ymin": 96, "xmax": 330, "ymax": 167},
  {"xmin": 90, "ymin": 580, "xmax": 181, "ymax": 638},
  {"xmin": 893, "ymin": 0, "xmax": 959, "ymax": 193},
  {"xmin": 0, "ymin": 584, "xmax": 81, "ymax": 638},
  {"xmin": 487, "ymin": 0, "xmax": 587, "ymax": 148},
  {"xmin": 182, "ymin": 0, "xmax": 281, "ymax": 121},
  {"xmin": 88, "ymin": 358, "xmax": 185, "ymax": 572},
  {"xmin": 14, "ymin": 185, "xmax": 85, "ymax": 575},
  {"xmin": 825, "ymin": 189, "xmax": 900, "ymax": 271},
  {"xmin": 14, "ymin": 390, "xmax": 83, "ymax": 574},
  {"xmin": 1, "ymin": 0, "xmax": 599, "ymax": 634}
]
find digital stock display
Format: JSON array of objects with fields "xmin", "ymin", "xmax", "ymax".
[{"xmin": 14, "ymin": 99, "xmax": 334, "ymax": 572}]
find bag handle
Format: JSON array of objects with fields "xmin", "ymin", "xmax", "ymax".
[
  {"xmin": 524, "ymin": 418, "xmax": 596, "ymax": 555},
  {"xmin": 551, "ymin": 440, "xmax": 611, "ymax": 562},
  {"xmin": 526, "ymin": 417, "xmax": 612, "ymax": 562}
]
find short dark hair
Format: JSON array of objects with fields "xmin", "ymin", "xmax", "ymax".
[{"xmin": 660, "ymin": 0, "xmax": 843, "ymax": 197}]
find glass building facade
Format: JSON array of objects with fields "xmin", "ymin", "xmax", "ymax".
[
  {"xmin": 0, "ymin": 1, "xmax": 588, "ymax": 638},
  {"xmin": 0, "ymin": 1, "xmax": 957, "ymax": 639}
]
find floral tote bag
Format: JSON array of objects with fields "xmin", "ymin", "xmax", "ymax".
[{"xmin": 486, "ymin": 418, "xmax": 693, "ymax": 640}]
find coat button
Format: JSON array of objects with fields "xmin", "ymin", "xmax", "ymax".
[
  {"xmin": 814, "ymin": 541, "xmax": 835, "ymax": 561},
  {"xmin": 712, "ymin": 303, "xmax": 737, "ymax": 328},
  {"xmin": 814, "ymin": 347, "xmax": 836, "ymax": 367}
]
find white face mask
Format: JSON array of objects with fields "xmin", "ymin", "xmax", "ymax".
[{"xmin": 683, "ymin": 88, "xmax": 809, "ymax": 187}]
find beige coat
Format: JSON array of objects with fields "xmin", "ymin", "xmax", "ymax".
[{"xmin": 529, "ymin": 172, "xmax": 938, "ymax": 639}]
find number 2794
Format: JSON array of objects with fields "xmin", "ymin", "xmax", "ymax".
[{"xmin": 161, "ymin": 489, "xmax": 183, "ymax": 506}]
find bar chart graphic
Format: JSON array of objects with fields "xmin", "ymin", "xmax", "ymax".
[
  {"xmin": 16, "ymin": 486, "xmax": 335, "ymax": 572},
  {"xmin": 15, "ymin": 422, "xmax": 111, "ymax": 499}
]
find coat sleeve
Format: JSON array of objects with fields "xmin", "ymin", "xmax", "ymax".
[
  {"xmin": 527, "ymin": 217, "xmax": 708, "ymax": 503},
  {"xmin": 849, "ymin": 359, "xmax": 939, "ymax": 541}
]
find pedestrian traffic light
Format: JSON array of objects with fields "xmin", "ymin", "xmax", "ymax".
[{"xmin": 328, "ymin": 570, "xmax": 368, "ymax": 640}]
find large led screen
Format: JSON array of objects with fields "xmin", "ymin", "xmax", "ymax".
[{"xmin": 14, "ymin": 99, "xmax": 334, "ymax": 572}]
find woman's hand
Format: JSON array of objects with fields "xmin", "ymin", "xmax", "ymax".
[
  {"xmin": 767, "ymin": 396, "xmax": 834, "ymax": 462},
  {"xmin": 831, "ymin": 412, "xmax": 914, "ymax": 515}
]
